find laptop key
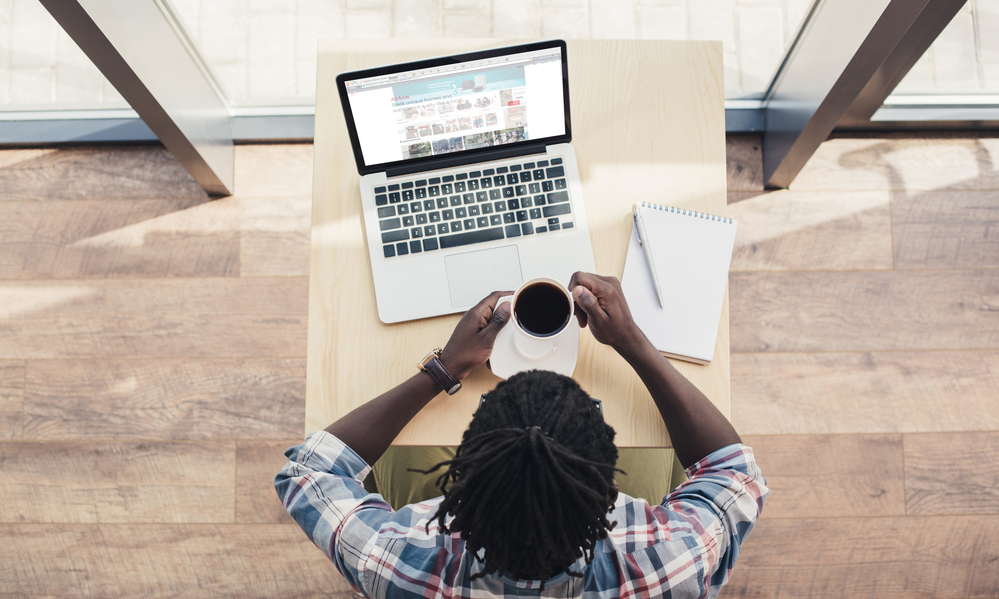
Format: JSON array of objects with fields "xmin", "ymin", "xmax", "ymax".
[
  {"xmin": 482, "ymin": 203, "xmax": 493, "ymax": 214},
  {"xmin": 551, "ymin": 158, "xmax": 563, "ymax": 165},
  {"xmin": 450, "ymin": 196, "xmax": 462, "ymax": 207},
  {"xmin": 532, "ymin": 169, "xmax": 545, "ymax": 180},
  {"xmin": 506, "ymin": 174, "xmax": 519, "ymax": 185},
  {"xmin": 516, "ymin": 210, "xmax": 528, "ymax": 222},
  {"xmin": 416, "ymin": 213, "xmax": 427, "ymax": 224},
  {"xmin": 464, "ymin": 219, "xmax": 476, "ymax": 230},
  {"xmin": 411, "ymin": 202, "xmax": 422, "ymax": 212},
  {"xmin": 543, "ymin": 204, "xmax": 571, "ymax": 218},
  {"xmin": 415, "ymin": 179, "xmax": 427, "ymax": 187},
  {"xmin": 401, "ymin": 181, "xmax": 414, "ymax": 189},
  {"xmin": 477, "ymin": 216, "xmax": 489, "ymax": 227},
  {"xmin": 442, "ymin": 175, "xmax": 454, "ymax": 182},
  {"xmin": 442, "ymin": 209, "xmax": 454, "ymax": 220},
  {"xmin": 402, "ymin": 216, "xmax": 414, "ymax": 227},
  {"xmin": 438, "ymin": 223, "xmax": 449, "ymax": 234},
  {"xmin": 546, "ymin": 166, "xmax": 565, "ymax": 178},
  {"xmin": 505, "ymin": 224, "xmax": 521, "ymax": 238},
  {"xmin": 537, "ymin": 160, "xmax": 549, "ymax": 167},
  {"xmin": 435, "ymin": 198, "xmax": 446, "ymax": 209},
  {"xmin": 542, "ymin": 181, "xmax": 554, "ymax": 192},
  {"xmin": 493, "ymin": 175, "xmax": 505, "ymax": 187},
  {"xmin": 534, "ymin": 194, "xmax": 546, "ymax": 205},
  {"xmin": 488, "ymin": 189, "xmax": 500, "ymax": 200},
  {"xmin": 402, "ymin": 190, "xmax": 413, "ymax": 201},
  {"xmin": 396, "ymin": 241, "xmax": 408, "ymax": 255},
  {"xmin": 490, "ymin": 214, "xmax": 502, "ymax": 226},
  {"xmin": 450, "ymin": 221, "xmax": 462, "ymax": 232},
  {"xmin": 442, "ymin": 183, "xmax": 453, "ymax": 194},
  {"xmin": 377, "ymin": 206, "xmax": 396, "ymax": 218},
  {"xmin": 375, "ymin": 194, "xmax": 388, "ymax": 206},
  {"xmin": 547, "ymin": 191, "xmax": 569, "ymax": 204},
  {"xmin": 456, "ymin": 173, "xmax": 468, "ymax": 180},
  {"xmin": 548, "ymin": 217, "xmax": 560, "ymax": 225},
  {"xmin": 555, "ymin": 179, "xmax": 567, "ymax": 190},
  {"xmin": 520, "ymin": 172, "xmax": 532, "ymax": 183},
  {"xmin": 480, "ymin": 178, "xmax": 492, "ymax": 188},
  {"xmin": 494, "ymin": 200, "xmax": 507, "ymax": 211},
  {"xmin": 469, "ymin": 205, "xmax": 480, "ymax": 216},
  {"xmin": 515, "ymin": 184, "xmax": 527, "ymax": 196},
  {"xmin": 423, "ymin": 238, "xmax": 439, "ymax": 251},
  {"xmin": 529, "ymin": 182, "xmax": 540, "ymax": 194},
  {"xmin": 397, "ymin": 203, "xmax": 409, "ymax": 215},
  {"xmin": 496, "ymin": 166, "xmax": 508, "ymax": 174},
  {"xmin": 381, "ymin": 229, "xmax": 409, "ymax": 243},
  {"xmin": 429, "ymin": 177, "xmax": 441, "ymax": 184},
  {"xmin": 522, "ymin": 223, "xmax": 534, "ymax": 235},
  {"xmin": 410, "ymin": 240, "xmax": 422, "ymax": 253},
  {"xmin": 439, "ymin": 226, "xmax": 505, "ymax": 249},
  {"xmin": 456, "ymin": 207, "xmax": 467, "ymax": 218},
  {"xmin": 550, "ymin": 223, "xmax": 561, "ymax": 231},
  {"xmin": 416, "ymin": 188, "xmax": 427, "ymax": 199},
  {"xmin": 424, "ymin": 199, "xmax": 435, "ymax": 211},
  {"xmin": 429, "ymin": 186, "xmax": 440, "ymax": 197},
  {"xmin": 536, "ymin": 226, "xmax": 548, "ymax": 233},
  {"xmin": 476, "ymin": 191, "xmax": 488, "ymax": 202},
  {"xmin": 375, "ymin": 186, "xmax": 387, "ymax": 193},
  {"xmin": 469, "ymin": 170, "xmax": 481, "ymax": 177},
  {"xmin": 424, "ymin": 225, "xmax": 436, "ymax": 237},
  {"xmin": 389, "ymin": 192, "xmax": 401, "ymax": 203},
  {"xmin": 563, "ymin": 222, "xmax": 574, "ymax": 229},
  {"xmin": 463, "ymin": 193, "xmax": 475, "ymax": 204},
  {"xmin": 411, "ymin": 227, "xmax": 423, "ymax": 238},
  {"xmin": 380, "ymin": 218, "xmax": 401, "ymax": 231},
  {"xmin": 508, "ymin": 198, "xmax": 520, "ymax": 210},
  {"xmin": 455, "ymin": 181, "xmax": 466, "ymax": 193},
  {"xmin": 429, "ymin": 211, "xmax": 441, "ymax": 222},
  {"xmin": 468, "ymin": 179, "xmax": 479, "ymax": 190},
  {"xmin": 530, "ymin": 208, "xmax": 542, "ymax": 219},
  {"xmin": 483, "ymin": 168, "xmax": 495, "ymax": 176},
  {"xmin": 388, "ymin": 184, "xmax": 400, "ymax": 191},
  {"xmin": 503, "ymin": 212, "xmax": 515, "ymax": 224},
  {"xmin": 503, "ymin": 187, "xmax": 515, "ymax": 198},
  {"xmin": 524, "ymin": 162, "xmax": 535, "ymax": 169},
  {"xmin": 383, "ymin": 244, "xmax": 396, "ymax": 257},
  {"xmin": 509, "ymin": 165, "xmax": 521, "ymax": 172},
  {"xmin": 522, "ymin": 197, "xmax": 532, "ymax": 208}
]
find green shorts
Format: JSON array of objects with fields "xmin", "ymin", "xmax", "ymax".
[{"xmin": 365, "ymin": 447, "xmax": 687, "ymax": 511}]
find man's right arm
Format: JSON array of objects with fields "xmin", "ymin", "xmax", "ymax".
[{"xmin": 568, "ymin": 272, "xmax": 741, "ymax": 468}]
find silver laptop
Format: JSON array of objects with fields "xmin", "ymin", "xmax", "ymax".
[{"xmin": 336, "ymin": 40, "xmax": 596, "ymax": 324}]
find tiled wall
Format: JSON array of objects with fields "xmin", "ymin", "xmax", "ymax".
[{"xmin": 0, "ymin": 0, "xmax": 995, "ymax": 108}]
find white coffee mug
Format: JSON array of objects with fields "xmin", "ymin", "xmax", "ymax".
[{"xmin": 500, "ymin": 278, "xmax": 575, "ymax": 359}]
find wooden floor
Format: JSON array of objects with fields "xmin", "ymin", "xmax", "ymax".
[{"xmin": 0, "ymin": 135, "xmax": 997, "ymax": 597}]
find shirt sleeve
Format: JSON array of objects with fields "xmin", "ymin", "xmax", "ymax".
[
  {"xmin": 274, "ymin": 430, "xmax": 395, "ymax": 594},
  {"xmin": 664, "ymin": 444, "xmax": 768, "ymax": 597}
]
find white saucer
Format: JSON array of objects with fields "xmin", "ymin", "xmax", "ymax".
[{"xmin": 489, "ymin": 296, "xmax": 580, "ymax": 379}]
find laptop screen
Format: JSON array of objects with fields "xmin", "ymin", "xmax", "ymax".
[{"xmin": 337, "ymin": 41, "xmax": 570, "ymax": 175}]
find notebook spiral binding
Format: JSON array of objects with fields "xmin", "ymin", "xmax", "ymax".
[{"xmin": 640, "ymin": 201, "xmax": 734, "ymax": 224}]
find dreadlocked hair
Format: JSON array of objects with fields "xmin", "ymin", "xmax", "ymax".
[{"xmin": 418, "ymin": 370, "xmax": 619, "ymax": 586}]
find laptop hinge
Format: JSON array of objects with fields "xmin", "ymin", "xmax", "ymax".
[{"xmin": 385, "ymin": 143, "xmax": 548, "ymax": 178}]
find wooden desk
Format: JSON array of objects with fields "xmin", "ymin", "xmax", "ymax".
[{"xmin": 306, "ymin": 39, "xmax": 728, "ymax": 447}]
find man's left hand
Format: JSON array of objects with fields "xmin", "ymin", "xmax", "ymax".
[{"xmin": 440, "ymin": 290, "xmax": 512, "ymax": 380}]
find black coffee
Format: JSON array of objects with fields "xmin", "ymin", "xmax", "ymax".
[{"xmin": 514, "ymin": 282, "xmax": 570, "ymax": 337}]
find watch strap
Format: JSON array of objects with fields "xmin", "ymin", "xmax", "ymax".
[{"xmin": 422, "ymin": 352, "xmax": 462, "ymax": 395}]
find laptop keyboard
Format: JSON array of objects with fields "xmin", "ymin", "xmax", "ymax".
[{"xmin": 374, "ymin": 157, "xmax": 573, "ymax": 258}]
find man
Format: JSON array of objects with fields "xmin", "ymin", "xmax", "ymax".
[{"xmin": 275, "ymin": 272, "xmax": 768, "ymax": 598}]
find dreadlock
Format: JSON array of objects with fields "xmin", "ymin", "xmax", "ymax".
[{"xmin": 418, "ymin": 370, "xmax": 619, "ymax": 586}]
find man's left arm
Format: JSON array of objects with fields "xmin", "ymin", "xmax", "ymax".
[{"xmin": 323, "ymin": 290, "xmax": 511, "ymax": 465}]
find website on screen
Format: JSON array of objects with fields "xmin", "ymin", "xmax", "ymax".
[{"xmin": 345, "ymin": 48, "xmax": 565, "ymax": 166}]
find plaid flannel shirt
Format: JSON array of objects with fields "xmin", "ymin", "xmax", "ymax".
[{"xmin": 275, "ymin": 431, "xmax": 767, "ymax": 599}]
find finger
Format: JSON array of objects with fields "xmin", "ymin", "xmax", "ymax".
[
  {"xmin": 573, "ymin": 301, "xmax": 588, "ymax": 328},
  {"xmin": 572, "ymin": 285, "xmax": 604, "ymax": 322},
  {"xmin": 478, "ymin": 301, "xmax": 511, "ymax": 340}
]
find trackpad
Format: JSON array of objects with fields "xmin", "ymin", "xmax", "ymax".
[{"xmin": 445, "ymin": 245, "xmax": 523, "ymax": 308}]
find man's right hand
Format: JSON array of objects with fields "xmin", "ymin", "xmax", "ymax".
[{"xmin": 568, "ymin": 272, "xmax": 646, "ymax": 355}]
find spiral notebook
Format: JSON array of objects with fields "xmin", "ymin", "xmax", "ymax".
[{"xmin": 621, "ymin": 202, "xmax": 738, "ymax": 364}]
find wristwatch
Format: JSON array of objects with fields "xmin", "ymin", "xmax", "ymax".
[{"xmin": 418, "ymin": 348, "xmax": 462, "ymax": 395}]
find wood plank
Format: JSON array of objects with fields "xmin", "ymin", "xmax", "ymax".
[
  {"xmin": 0, "ymin": 361, "xmax": 24, "ymax": 439},
  {"xmin": 726, "ymin": 516, "xmax": 999, "ymax": 598},
  {"xmin": 23, "ymin": 359, "xmax": 305, "ymax": 440},
  {"xmin": 239, "ymin": 197, "xmax": 311, "ymax": 277},
  {"xmin": 236, "ymin": 440, "xmax": 298, "ymax": 524},
  {"xmin": 742, "ymin": 434, "xmax": 905, "ymax": 519},
  {"xmin": 791, "ymin": 135, "xmax": 999, "ymax": 192},
  {"xmin": 234, "ymin": 144, "xmax": 315, "ymax": 198},
  {"xmin": 730, "ymin": 270, "xmax": 999, "ymax": 352},
  {"xmin": 728, "ymin": 190, "xmax": 893, "ymax": 271},
  {"xmin": 0, "ymin": 441, "xmax": 235, "ymax": 523},
  {"xmin": 892, "ymin": 190, "xmax": 999, "ymax": 270},
  {"xmin": 0, "ymin": 524, "xmax": 352, "ymax": 598},
  {"xmin": 0, "ymin": 198, "xmax": 239, "ymax": 279},
  {"xmin": 0, "ymin": 147, "xmax": 207, "ymax": 201},
  {"xmin": 0, "ymin": 278, "xmax": 308, "ymax": 359},
  {"xmin": 731, "ymin": 351, "xmax": 999, "ymax": 435},
  {"xmin": 726, "ymin": 134, "xmax": 764, "ymax": 191},
  {"xmin": 905, "ymin": 432, "xmax": 999, "ymax": 516}
]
